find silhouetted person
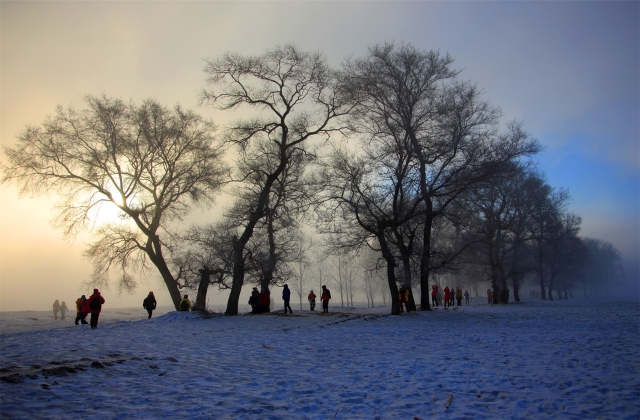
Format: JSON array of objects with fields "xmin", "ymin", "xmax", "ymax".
[
  {"xmin": 179, "ymin": 294, "xmax": 192, "ymax": 311},
  {"xmin": 456, "ymin": 287, "xmax": 463, "ymax": 306},
  {"xmin": 52, "ymin": 299, "xmax": 60, "ymax": 320},
  {"xmin": 443, "ymin": 286, "xmax": 451, "ymax": 308},
  {"xmin": 431, "ymin": 285, "xmax": 438, "ymax": 307},
  {"xmin": 59, "ymin": 301, "xmax": 68, "ymax": 320},
  {"xmin": 143, "ymin": 292, "xmax": 157, "ymax": 318},
  {"xmin": 464, "ymin": 290, "xmax": 470, "ymax": 305},
  {"xmin": 308, "ymin": 290, "xmax": 316, "ymax": 311},
  {"xmin": 282, "ymin": 284, "xmax": 293, "ymax": 314},
  {"xmin": 87, "ymin": 289, "xmax": 105, "ymax": 329},
  {"xmin": 321, "ymin": 285, "xmax": 331, "ymax": 313},
  {"xmin": 75, "ymin": 295, "xmax": 88, "ymax": 325},
  {"xmin": 249, "ymin": 287, "xmax": 260, "ymax": 313},
  {"xmin": 487, "ymin": 288, "xmax": 493, "ymax": 305},
  {"xmin": 449, "ymin": 288, "xmax": 455, "ymax": 306}
]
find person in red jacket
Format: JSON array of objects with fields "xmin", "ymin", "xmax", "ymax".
[
  {"xmin": 321, "ymin": 285, "xmax": 331, "ymax": 313},
  {"xmin": 443, "ymin": 286, "xmax": 451, "ymax": 308},
  {"xmin": 87, "ymin": 289, "xmax": 105, "ymax": 329},
  {"xmin": 431, "ymin": 285, "xmax": 438, "ymax": 307},
  {"xmin": 308, "ymin": 290, "xmax": 317, "ymax": 311}
]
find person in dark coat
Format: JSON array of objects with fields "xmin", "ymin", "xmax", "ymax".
[
  {"xmin": 143, "ymin": 292, "xmax": 157, "ymax": 319},
  {"xmin": 87, "ymin": 289, "xmax": 105, "ymax": 329},
  {"xmin": 464, "ymin": 290, "xmax": 470, "ymax": 305},
  {"xmin": 455, "ymin": 287, "xmax": 463, "ymax": 306},
  {"xmin": 282, "ymin": 284, "xmax": 293, "ymax": 314},
  {"xmin": 249, "ymin": 287, "xmax": 261, "ymax": 313},
  {"xmin": 259, "ymin": 287, "xmax": 271, "ymax": 313}
]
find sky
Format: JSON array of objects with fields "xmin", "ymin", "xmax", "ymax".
[{"xmin": 1, "ymin": 1, "xmax": 638, "ymax": 311}]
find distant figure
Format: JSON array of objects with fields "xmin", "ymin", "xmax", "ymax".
[
  {"xmin": 249, "ymin": 287, "xmax": 260, "ymax": 313},
  {"xmin": 143, "ymin": 292, "xmax": 157, "ymax": 319},
  {"xmin": 449, "ymin": 288, "xmax": 455, "ymax": 306},
  {"xmin": 487, "ymin": 288, "xmax": 493, "ymax": 305},
  {"xmin": 258, "ymin": 287, "xmax": 271, "ymax": 313},
  {"xmin": 59, "ymin": 301, "xmax": 68, "ymax": 320},
  {"xmin": 321, "ymin": 285, "xmax": 331, "ymax": 313},
  {"xmin": 464, "ymin": 290, "xmax": 470, "ymax": 305},
  {"xmin": 443, "ymin": 286, "xmax": 451, "ymax": 308},
  {"xmin": 398, "ymin": 286, "xmax": 410, "ymax": 313},
  {"xmin": 431, "ymin": 285, "xmax": 438, "ymax": 307},
  {"xmin": 52, "ymin": 300, "xmax": 61, "ymax": 320},
  {"xmin": 179, "ymin": 294, "xmax": 192, "ymax": 311},
  {"xmin": 455, "ymin": 287, "xmax": 463, "ymax": 306},
  {"xmin": 308, "ymin": 290, "xmax": 316, "ymax": 311},
  {"xmin": 87, "ymin": 289, "xmax": 105, "ymax": 329},
  {"xmin": 282, "ymin": 284, "xmax": 293, "ymax": 314},
  {"xmin": 75, "ymin": 295, "xmax": 88, "ymax": 325}
]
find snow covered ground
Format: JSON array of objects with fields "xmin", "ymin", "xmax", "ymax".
[{"xmin": 1, "ymin": 299, "xmax": 638, "ymax": 419}]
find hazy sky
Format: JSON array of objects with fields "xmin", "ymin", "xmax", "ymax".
[{"xmin": 1, "ymin": 1, "xmax": 638, "ymax": 311}]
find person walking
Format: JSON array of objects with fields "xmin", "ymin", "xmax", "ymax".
[
  {"xmin": 179, "ymin": 295, "xmax": 192, "ymax": 311},
  {"xmin": 455, "ymin": 287, "xmax": 463, "ymax": 306},
  {"xmin": 431, "ymin": 285, "xmax": 438, "ymax": 307},
  {"xmin": 487, "ymin": 288, "xmax": 493, "ymax": 305},
  {"xmin": 464, "ymin": 290, "xmax": 470, "ymax": 305},
  {"xmin": 321, "ymin": 285, "xmax": 331, "ymax": 313},
  {"xmin": 75, "ymin": 295, "xmax": 88, "ymax": 325},
  {"xmin": 308, "ymin": 290, "xmax": 317, "ymax": 311},
  {"xmin": 87, "ymin": 289, "xmax": 105, "ymax": 329},
  {"xmin": 282, "ymin": 284, "xmax": 293, "ymax": 314},
  {"xmin": 443, "ymin": 286, "xmax": 451, "ymax": 308},
  {"xmin": 59, "ymin": 301, "xmax": 68, "ymax": 320},
  {"xmin": 52, "ymin": 300, "xmax": 61, "ymax": 320},
  {"xmin": 143, "ymin": 292, "xmax": 157, "ymax": 319}
]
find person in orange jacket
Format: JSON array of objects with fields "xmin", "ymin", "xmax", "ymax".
[
  {"xmin": 75, "ymin": 295, "xmax": 88, "ymax": 325},
  {"xmin": 308, "ymin": 290, "xmax": 317, "ymax": 311},
  {"xmin": 87, "ymin": 289, "xmax": 105, "ymax": 329},
  {"xmin": 398, "ymin": 286, "xmax": 410, "ymax": 313}
]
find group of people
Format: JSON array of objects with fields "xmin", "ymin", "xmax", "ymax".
[
  {"xmin": 248, "ymin": 284, "xmax": 332, "ymax": 314},
  {"xmin": 71, "ymin": 289, "xmax": 105, "ymax": 329},
  {"xmin": 430, "ymin": 285, "xmax": 471, "ymax": 307},
  {"xmin": 52, "ymin": 299, "xmax": 69, "ymax": 320},
  {"xmin": 305, "ymin": 285, "xmax": 331, "ymax": 313}
]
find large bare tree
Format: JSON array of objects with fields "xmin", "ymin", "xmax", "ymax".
[
  {"xmin": 341, "ymin": 42, "xmax": 540, "ymax": 310},
  {"xmin": 1, "ymin": 96, "xmax": 227, "ymax": 309},
  {"xmin": 201, "ymin": 45, "xmax": 351, "ymax": 315}
]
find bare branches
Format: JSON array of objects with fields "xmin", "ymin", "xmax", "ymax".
[{"xmin": 1, "ymin": 95, "xmax": 228, "ymax": 309}]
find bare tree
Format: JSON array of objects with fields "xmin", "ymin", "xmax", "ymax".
[
  {"xmin": 1, "ymin": 96, "xmax": 227, "ymax": 309},
  {"xmin": 341, "ymin": 42, "xmax": 540, "ymax": 311},
  {"xmin": 201, "ymin": 45, "xmax": 350, "ymax": 315}
]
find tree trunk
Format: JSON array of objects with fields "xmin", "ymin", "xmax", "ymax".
[
  {"xmin": 225, "ymin": 237, "xmax": 246, "ymax": 315},
  {"xmin": 193, "ymin": 268, "xmax": 212, "ymax": 312},
  {"xmin": 147, "ymin": 237, "xmax": 181, "ymax": 310},
  {"xmin": 378, "ymin": 232, "xmax": 400, "ymax": 315},
  {"xmin": 419, "ymin": 214, "xmax": 434, "ymax": 311}
]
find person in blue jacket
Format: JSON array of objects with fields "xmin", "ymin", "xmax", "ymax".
[{"xmin": 282, "ymin": 284, "xmax": 293, "ymax": 314}]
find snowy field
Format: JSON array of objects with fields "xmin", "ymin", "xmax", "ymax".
[{"xmin": 1, "ymin": 299, "xmax": 638, "ymax": 419}]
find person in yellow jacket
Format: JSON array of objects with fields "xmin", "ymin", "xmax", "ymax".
[
  {"xmin": 179, "ymin": 295, "xmax": 192, "ymax": 311},
  {"xmin": 455, "ymin": 287, "xmax": 463, "ymax": 306}
]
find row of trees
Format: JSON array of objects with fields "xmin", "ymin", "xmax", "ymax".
[{"xmin": 1, "ymin": 43, "xmax": 622, "ymax": 314}]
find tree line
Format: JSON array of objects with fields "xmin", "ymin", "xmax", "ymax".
[{"xmin": 1, "ymin": 43, "xmax": 623, "ymax": 315}]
